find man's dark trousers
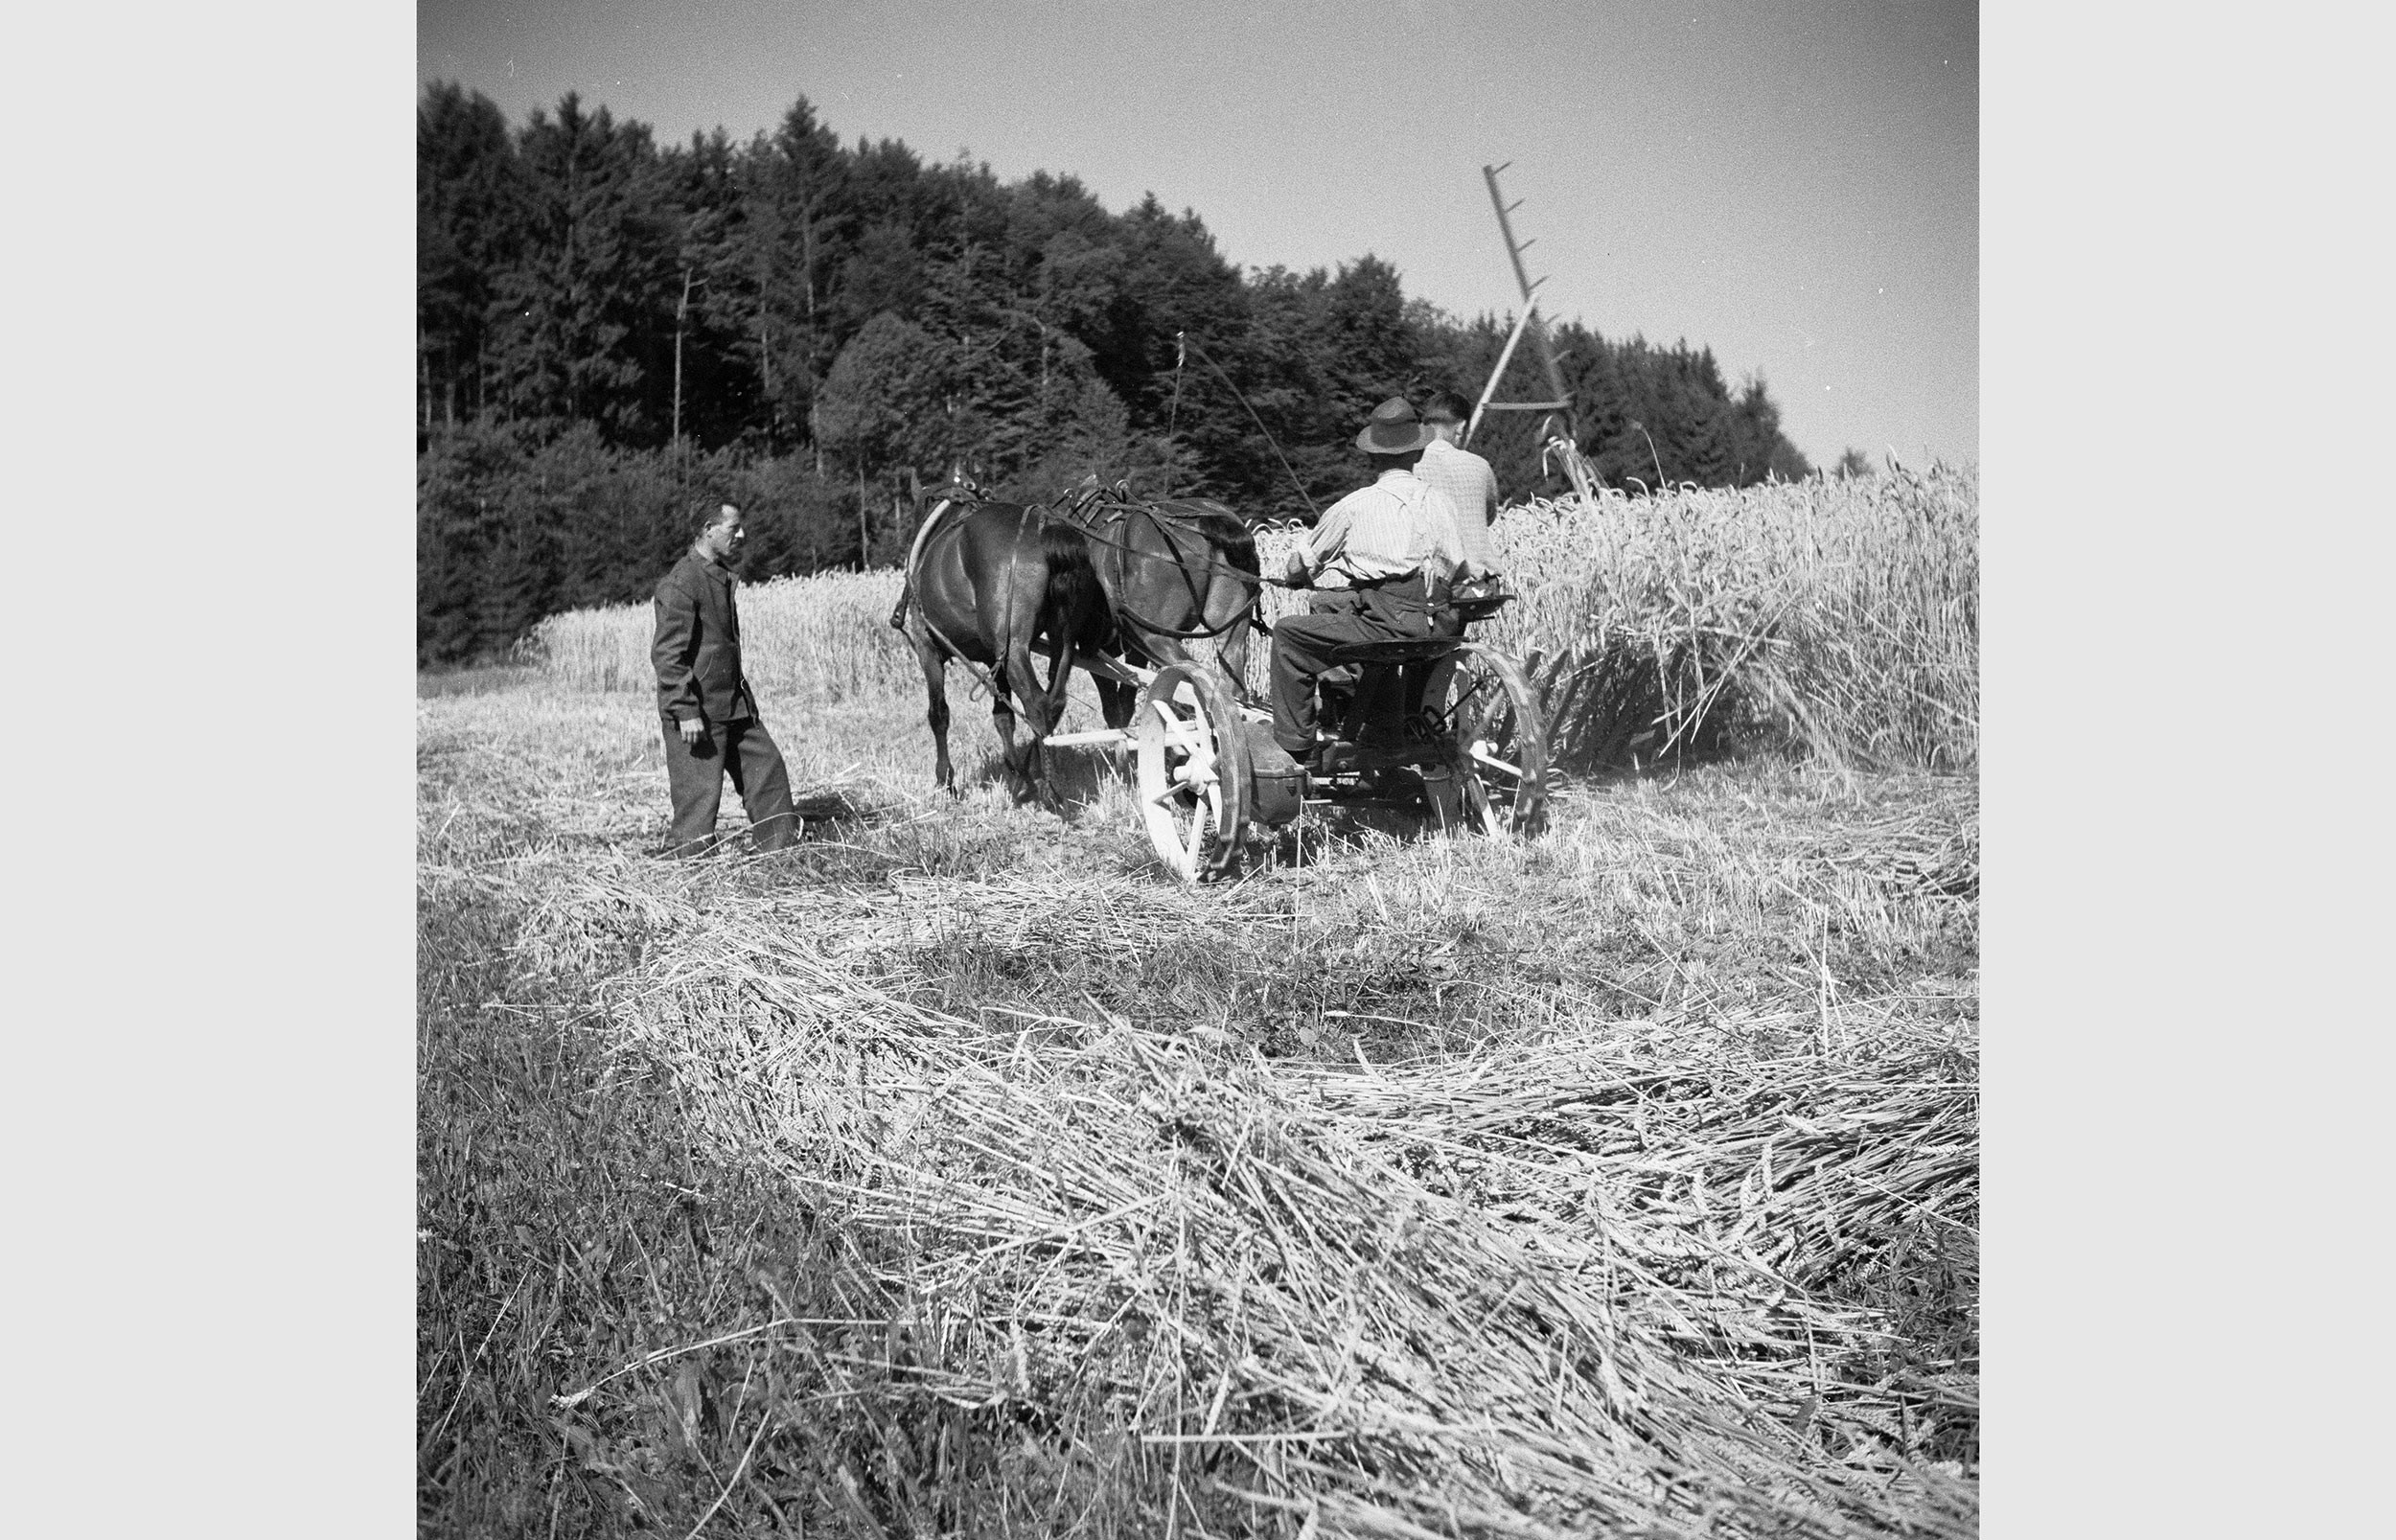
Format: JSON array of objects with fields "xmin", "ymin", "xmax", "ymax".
[
  {"xmin": 660, "ymin": 715, "xmax": 799, "ymax": 856},
  {"xmin": 1413, "ymin": 600, "xmax": 1468, "ymax": 720},
  {"xmin": 1269, "ymin": 576, "xmax": 1433, "ymax": 754}
]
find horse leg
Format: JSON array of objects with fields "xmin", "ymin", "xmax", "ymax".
[
  {"xmin": 1028, "ymin": 631, "xmax": 1082, "ymax": 806},
  {"xmin": 1000, "ymin": 537, "xmax": 1070, "ymax": 803},
  {"xmin": 1096, "ymin": 629, "xmax": 1160, "ymax": 731},
  {"xmin": 987, "ymin": 662, "xmax": 1031, "ymax": 802},
  {"xmin": 1217, "ymin": 606, "xmax": 1256, "ymax": 707},
  {"xmin": 1141, "ymin": 632, "xmax": 1193, "ymax": 680},
  {"xmin": 910, "ymin": 620, "xmax": 957, "ymax": 793}
]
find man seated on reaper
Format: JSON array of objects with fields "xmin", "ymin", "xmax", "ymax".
[{"xmin": 1268, "ymin": 397, "xmax": 1484, "ymax": 770}]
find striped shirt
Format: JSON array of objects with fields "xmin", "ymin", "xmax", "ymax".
[
  {"xmin": 1416, "ymin": 438, "xmax": 1501, "ymax": 572},
  {"xmin": 1298, "ymin": 469, "xmax": 1472, "ymax": 589}
]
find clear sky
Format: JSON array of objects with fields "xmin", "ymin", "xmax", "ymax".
[{"xmin": 418, "ymin": 0, "xmax": 1977, "ymax": 471}]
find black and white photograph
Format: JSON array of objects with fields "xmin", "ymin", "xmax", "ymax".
[
  {"xmin": 31, "ymin": 3, "xmax": 2396, "ymax": 1536},
  {"xmin": 414, "ymin": 2, "xmax": 1981, "ymax": 1532}
]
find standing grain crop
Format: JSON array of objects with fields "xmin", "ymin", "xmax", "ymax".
[
  {"xmin": 530, "ymin": 467, "xmax": 1976, "ymax": 772},
  {"xmin": 1253, "ymin": 466, "xmax": 1978, "ymax": 770}
]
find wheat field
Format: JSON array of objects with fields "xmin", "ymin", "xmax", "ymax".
[{"xmin": 532, "ymin": 466, "xmax": 1977, "ymax": 774}]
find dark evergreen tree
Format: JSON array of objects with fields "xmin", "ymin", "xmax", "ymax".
[
  {"xmin": 488, "ymin": 94, "xmax": 679, "ymax": 444},
  {"xmin": 656, "ymin": 127, "xmax": 751, "ymax": 454},
  {"xmin": 418, "ymin": 84, "xmax": 526, "ymax": 435}
]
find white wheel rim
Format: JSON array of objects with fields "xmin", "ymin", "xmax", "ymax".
[{"xmin": 1138, "ymin": 682, "xmax": 1224, "ymax": 878}]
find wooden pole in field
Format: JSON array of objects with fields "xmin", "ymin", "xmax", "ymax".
[
  {"xmin": 1482, "ymin": 165, "xmax": 1578, "ymax": 434},
  {"xmin": 673, "ymin": 267, "xmax": 692, "ymax": 451},
  {"xmin": 1464, "ymin": 302, "xmax": 1538, "ymax": 447},
  {"xmin": 1477, "ymin": 163, "xmax": 1599, "ymax": 505}
]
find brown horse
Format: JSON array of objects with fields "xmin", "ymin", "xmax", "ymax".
[
  {"xmin": 1050, "ymin": 490, "xmax": 1262, "ymax": 729},
  {"xmin": 894, "ymin": 498, "xmax": 1113, "ymax": 799}
]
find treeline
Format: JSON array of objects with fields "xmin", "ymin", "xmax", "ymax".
[{"xmin": 419, "ymin": 83, "xmax": 1812, "ymax": 663}]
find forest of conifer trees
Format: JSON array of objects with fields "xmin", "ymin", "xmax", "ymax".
[{"xmin": 418, "ymin": 83, "xmax": 1813, "ymax": 665}]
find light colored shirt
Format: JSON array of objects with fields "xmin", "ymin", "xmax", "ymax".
[
  {"xmin": 1297, "ymin": 468, "xmax": 1472, "ymax": 589},
  {"xmin": 1416, "ymin": 438, "xmax": 1501, "ymax": 572}
]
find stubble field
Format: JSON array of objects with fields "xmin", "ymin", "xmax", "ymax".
[{"xmin": 418, "ymin": 470, "xmax": 1979, "ymax": 1537}]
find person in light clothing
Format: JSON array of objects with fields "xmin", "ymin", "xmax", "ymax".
[
  {"xmin": 1268, "ymin": 398, "xmax": 1482, "ymax": 766},
  {"xmin": 1412, "ymin": 389, "xmax": 1506, "ymax": 710},
  {"xmin": 1414, "ymin": 389, "xmax": 1502, "ymax": 572}
]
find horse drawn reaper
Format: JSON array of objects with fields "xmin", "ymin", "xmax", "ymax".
[{"xmin": 891, "ymin": 480, "xmax": 1551, "ymax": 881}]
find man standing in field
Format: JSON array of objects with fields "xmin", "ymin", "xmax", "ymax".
[
  {"xmin": 1269, "ymin": 398, "xmax": 1479, "ymax": 768},
  {"xmin": 652, "ymin": 503, "xmax": 800, "ymax": 856}
]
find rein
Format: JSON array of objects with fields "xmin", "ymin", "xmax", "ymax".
[{"xmin": 1174, "ymin": 332, "xmax": 1320, "ymax": 519}]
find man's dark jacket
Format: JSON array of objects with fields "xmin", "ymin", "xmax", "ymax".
[{"xmin": 652, "ymin": 549, "xmax": 760, "ymax": 724}]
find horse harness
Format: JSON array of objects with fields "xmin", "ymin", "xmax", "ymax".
[{"xmin": 1048, "ymin": 490, "xmax": 1264, "ymax": 645}]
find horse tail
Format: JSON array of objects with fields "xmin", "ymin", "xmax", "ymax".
[
  {"xmin": 994, "ymin": 505, "xmax": 1028, "ymax": 698},
  {"xmin": 1162, "ymin": 496, "xmax": 1258, "ymax": 576},
  {"xmin": 1040, "ymin": 517, "xmax": 1111, "ymax": 653},
  {"xmin": 1213, "ymin": 508, "xmax": 1260, "ymax": 578}
]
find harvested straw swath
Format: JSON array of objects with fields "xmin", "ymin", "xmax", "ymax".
[{"xmin": 600, "ymin": 905, "xmax": 1978, "ymax": 1538}]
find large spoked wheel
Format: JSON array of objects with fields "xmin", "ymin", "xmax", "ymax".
[
  {"xmin": 1135, "ymin": 662, "xmax": 1252, "ymax": 881},
  {"xmin": 1443, "ymin": 643, "xmax": 1551, "ymax": 839}
]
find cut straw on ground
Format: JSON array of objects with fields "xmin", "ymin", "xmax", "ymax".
[{"xmin": 420, "ymin": 469, "xmax": 1977, "ymax": 1534}]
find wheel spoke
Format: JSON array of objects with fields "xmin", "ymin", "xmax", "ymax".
[
  {"xmin": 1442, "ymin": 645, "xmax": 1551, "ymax": 841},
  {"xmin": 1434, "ymin": 674, "xmax": 1494, "ymax": 733},
  {"xmin": 1149, "ymin": 774, "xmax": 1202, "ymax": 808},
  {"xmin": 1468, "ymin": 747, "xmax": 1525, "ymax": 779}
]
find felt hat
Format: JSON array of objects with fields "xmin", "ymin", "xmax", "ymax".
[{"xmin": 1354, "ymin": 396, "xmax": 1438, "ymax": 454}]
